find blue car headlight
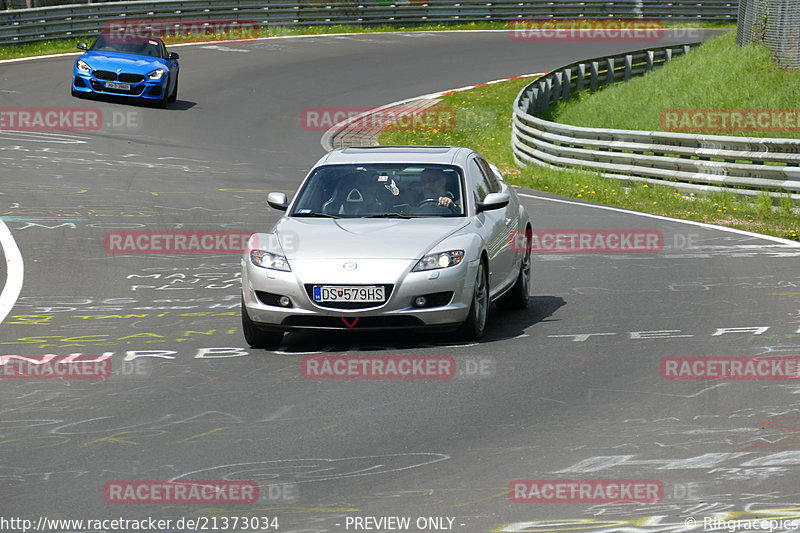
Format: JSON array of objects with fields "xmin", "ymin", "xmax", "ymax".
[
  {"xmin": 250, "ymin": 250, "xmax": 291, "ymax": 272},
  {"xmin": 76, "ymin": 60, "xmax": 91, "ymax": 72},
  {"xmin": 412, "ymin": 250, "xmax": 465, "ymax": 272},
  {"xmin": 148, "ymin": 68, "xmax": 167, "ymax": 80}
]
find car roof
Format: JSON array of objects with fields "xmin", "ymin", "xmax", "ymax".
[{"xmin": 317, "ymin": 146, "xmax": 474, "ymax": 167}]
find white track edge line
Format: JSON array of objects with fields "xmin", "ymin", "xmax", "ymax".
[
  {"xmin": 0, "ymin": 27, "xmax": 719, "ymax": 64},
  {"xmin": 0, "ymin": 218, "xmax": 24, "ymax": 325},
  {"xmin": 517, "ymin": 192, "xmax": 800, "ymax": 247}
]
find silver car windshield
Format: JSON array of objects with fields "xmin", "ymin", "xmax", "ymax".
[{"xmin": 290, "ymin": 164, "xmax": 465, "ymax": 218}]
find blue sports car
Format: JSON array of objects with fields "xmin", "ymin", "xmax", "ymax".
[{"xmin": 72, "ymin": 35, "xmax": 179, "ymax": 107}]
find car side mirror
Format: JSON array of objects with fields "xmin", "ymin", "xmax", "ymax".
[
  {"xmin": 267, "ymin": 192, "xmax": 289, "ymax": 211},
  {"xmin": 77, "ymin": 42, "xmax": 88, "ymax": 50},
  {"xmin": 168, "ymin": 51, "xmax": 179, "ymax": 60},
  {"xmin": 476, "ymin": 192, "xmax": 509, "ymax": 213}
]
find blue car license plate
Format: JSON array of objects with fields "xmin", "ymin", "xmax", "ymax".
[
  {"xmin": 105, "ymin": 81, "xmax": 131, "ymax": 90},
  {"xmin": 313, "ymin": 285, "xmax": 384, "ymax": 303}
]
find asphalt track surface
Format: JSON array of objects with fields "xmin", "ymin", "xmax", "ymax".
[{"xmin": 2, "ymin": 29, "xmax": 800, "ymax": 533}]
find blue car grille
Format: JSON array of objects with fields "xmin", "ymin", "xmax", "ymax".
[
  {"xmin": 93, "ymin": 70, "xmax": 116, "ymax": 81},
  {"xmin": 89, "ymin": 79, "xmax": 145, "ymax": 96},
  {"xmin": 119, "ymin": 73, "xmax": 145, "ymax": 84},
  {"xmin": 92, "ymin": 70, "xmax": 146, "ymax": 84}
]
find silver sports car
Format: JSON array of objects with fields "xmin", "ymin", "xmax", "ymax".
[{"xmin": 241, "ymin": 145, "xmax": 532, "ymax": 348}]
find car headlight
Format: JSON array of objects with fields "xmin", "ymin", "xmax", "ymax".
[
  {"xmin": 250, "ymin": 250, "xmax": 291, "ymax": 272},
  {"xmin": 148, "ymin": 68, "xmax": 167, "ymax": 80},
  {"xmin": 412, "ymin": 250, "xmax": 465, "ymax": 272},
  {"xmin": 76, "ymin": 60, "xmax": 91, "ymax": 72}
]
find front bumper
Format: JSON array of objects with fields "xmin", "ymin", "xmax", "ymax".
[
  {"xmin": 73, "ymin": 72, "xmax": 167, "ymax": 100},
  {"xmin": 241, "ymin": 256, "xmax": 478, "ymax": 332}
]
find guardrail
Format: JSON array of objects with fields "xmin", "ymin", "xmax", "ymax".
[
  {"xmin": 1, "ymin": 0, "xmax": 739, "ymax": 46},
  {"xmin": 512, "ymin": 44, "xmax": 800, "ymax": 199}
]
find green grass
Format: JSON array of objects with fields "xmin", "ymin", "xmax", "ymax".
[
  {"xmin": 552, "ymin": 30, "xmax": 800, "ymax": 138},
  {"xmin": 378, "ymin": 77, "xmax": 800, "ymax": 242},
  {"xmin": 0, "ymin": 20, "xmax": 733, "ymax": 61}
]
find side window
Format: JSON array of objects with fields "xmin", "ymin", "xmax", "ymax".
[
  {"xmin": 475, "ymin": 158, "xmax": 500, "ymax": 193},
  {"xmin": 468, "ymin": 158, "xmax": 494, "ymax": 204}
]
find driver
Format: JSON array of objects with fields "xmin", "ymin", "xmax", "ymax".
[{"xmin": 420, "ymin": 168, "xmax": 456, "ymax": 208}]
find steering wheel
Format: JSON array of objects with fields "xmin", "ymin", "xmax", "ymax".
[{"xmin": 417, "ymin": 198, "xmax": 458, "ymax": 212}]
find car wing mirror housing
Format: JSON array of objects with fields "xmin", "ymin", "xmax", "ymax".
[
  {"xmin": 476, "ymin": 192, "xmax": 510, "ymax": 213},
  {"xmin": 267, "ymin": 192, "xmax": 289, "ymax": 211},
  {"xmin": 168, "ymin": 51, "xmax": 179, "ymax": 59},
  {"xmin": 77, "ymin": 42, "xmax": 88, "ymax": 50}
]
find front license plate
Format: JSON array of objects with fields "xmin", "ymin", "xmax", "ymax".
[
  {"xmin": 313, "ymin": 285, "xmax": 385, "ymax": 303},
  {"xmin": 105, "ymin": 81, "xmax": 131, "ymax": 90}
]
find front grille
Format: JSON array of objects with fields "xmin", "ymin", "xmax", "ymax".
[
  {"xmin": 119, "ymin": 73, "xmax": 145, "ymax": 84},
  {"xmin": 93, "ymin": 70, "xmax": 117, "ymax": 81},
  {"xmin": 304, "ymin": 284, "xmax": 394, "ymax": 310},
  {"xmin": 90, "ymin": 79, "xmax": 145, "ymax": 95},
  {"xmin": 282, "ymin": 316, "xmax": 422, "ymax": 329}
]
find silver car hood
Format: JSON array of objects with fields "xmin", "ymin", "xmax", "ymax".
[{"xmin": 276, "ymin": 217, "xmax": 470, "ymax": 260}]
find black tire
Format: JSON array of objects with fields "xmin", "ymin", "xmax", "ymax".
[
  {"xmin": 167, "ymin": 74, "xmax": 178, "ymax": 103},
  {"xmin": 499, "ymin": 227, "xmax": 531, "ymax": 310},
  {"xmin": 241, "ymin": 296, "xmax": 283, "ymax": 349},
  {"xmin": 456, "ymin": 258, "xmax": 489, "ymax": 341}
]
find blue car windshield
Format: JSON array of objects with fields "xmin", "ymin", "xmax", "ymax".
[
  {"xmin": 291, "ymin": 164, "xmax": 466, "ymax": 218},
  {"xmin": 90, "ymin": 36, "xmax": 163, "ymax": 58}
]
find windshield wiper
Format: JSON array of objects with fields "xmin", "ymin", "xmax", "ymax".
[
  {"xmin": 291, "ymin": 212, "xmax": 340, "ymax": 218},
  {"xmin": 366, "ymin": 213, "xmax": 413, "ymax": 219}
]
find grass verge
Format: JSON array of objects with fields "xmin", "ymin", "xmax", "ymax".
[
  {"xmin": 0, "ymin": 20, "xmax": 733, "ymax": 61},
  {"xmin": 552, "ymin": 30, "xmax": 800, "ymax": 138},
  {"xmin": 378, "ymin": 77, "xmax": 800, "ymax": 242}
]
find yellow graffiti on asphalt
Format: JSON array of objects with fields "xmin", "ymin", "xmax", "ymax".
[{"xmin": 0, "ymin": 328, "xmax": 239, "ymax": 347}]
